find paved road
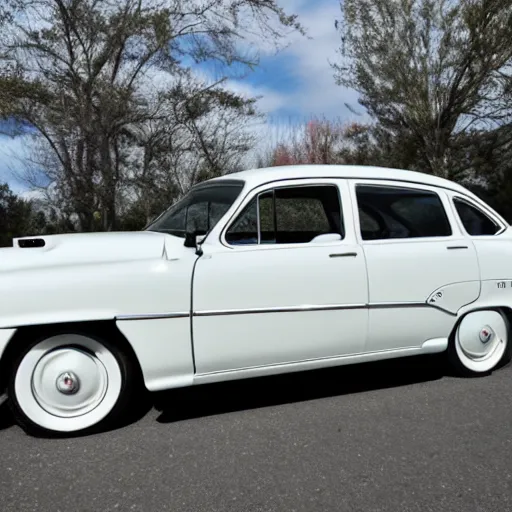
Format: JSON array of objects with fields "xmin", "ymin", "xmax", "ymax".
[{"xmin": 0, "ymin": 355, "xmax": 511, "ymax": 512}]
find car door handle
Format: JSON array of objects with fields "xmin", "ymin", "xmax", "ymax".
[
  {"xmin": 447, "ymin": 245, "xmax": 469, "ymax": 250},
  {"xmin": 329, "ymin": 252, "xmax": 358, "ymax": 258}
]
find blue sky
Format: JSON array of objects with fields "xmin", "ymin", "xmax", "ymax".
[
  {"xmin": 220, "ymin": 0, "xmax": 362, "ymax": 122},
  {"xmin": 0, "ymin": 0, "xmax": 363, "ymax": 194}
]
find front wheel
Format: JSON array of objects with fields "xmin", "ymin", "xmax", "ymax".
[
  {"xmin": 8, "ymin": 332, "xmax": 135, "ymax": 436},
  {"xmin": 449, "ymin": 309, "xmax": 512, "ymax": 376}
]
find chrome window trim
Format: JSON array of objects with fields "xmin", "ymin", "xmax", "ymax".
[
  {"xmin": 353, "ymin": 182, "xmax": 454, "ymax": 241},
  {"xmin": 256, "ymin": 193, "xmax": 261, "ymax": 245},
  {"xmin": 451, "ymin": 195, "xmax": 505, "ymax": 236},
  {"xmin": 211, "ymin": 174, "xmax": 507, "ymax": 248},
  {"xmin": 221, "ymin": 181, "xmax": 345, "ymax": 249}
]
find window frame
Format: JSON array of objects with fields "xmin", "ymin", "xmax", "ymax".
[
  {"xmin": 349, "ymin": 179, "xmax": 457, "ymax": 244},
  {"xmin": 451, "ymin": 194, "xmax": 505, "ymax": 237},
  {"xmin": 221, "ymin": 180, "xmax": 346, "ymax": 249}
]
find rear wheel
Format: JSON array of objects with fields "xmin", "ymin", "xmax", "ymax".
[
  {"xmin": 8, "ymin": 331, "xmax": 136, "ymax": 436},
  {"xmin": 449, "ymin": 309, "xmax": 511, "ymax": 376}
]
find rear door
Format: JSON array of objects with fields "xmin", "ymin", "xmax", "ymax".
[{"xmin": 349, "ymin": 179, "xmax": 481, "ymax": 352}]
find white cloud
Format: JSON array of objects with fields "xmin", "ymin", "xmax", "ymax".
[
  {"xmin": 20, "ymin": 189, "xmax": 45, "ymax": 201},
  {"xmin": 223, "ymin": 79, "xmax": 288, "ymax": 114},
  {"xmin": 282, "ymin": 0, "xmax": 367, "ymax": 121}
]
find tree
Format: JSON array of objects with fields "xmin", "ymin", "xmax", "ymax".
[
  {"xmin": 333, "ymin": 0, "xmax": 512, "ymax": 178},
  {"xmin": 259, "ymin": 118, "xmax": 353, "ymax": 167},
  {"xmin": 119, "ymin": 75, "xmax": 261, "ymax": 228},
  {"xmin": 0, "ymin": 0, "xmax": 302, "ymax": 231},
  {"xmin": 0, "ymin": 183, "xmax": 37, "ymax": 246},
  {"xmin": 258, "ymin": 118, "xmax": 397, "ymax": 169}
]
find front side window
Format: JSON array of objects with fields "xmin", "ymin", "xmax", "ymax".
[
  {"xmin": 356, "ymin": 185, "xmax": 452, "ymax": 240},
  {"xmin": 453, "ymin": 198, "xmax": 500, "ymax": 236},
  {"xmin": 225, "ymin": 185, "xmax": 343, "ymax": 245},
  {"xmin": 147, "ymin": 181, "xmax": 244, "ymax": 238}
]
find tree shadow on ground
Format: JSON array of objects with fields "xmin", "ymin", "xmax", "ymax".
[{"xmin": 153, "ymin": 354, "xmax": 449, "ymax": 424}]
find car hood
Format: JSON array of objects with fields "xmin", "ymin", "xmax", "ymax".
[{"xmin": 0, "ymin": 231, "xmax": 186, "ymax": 272}]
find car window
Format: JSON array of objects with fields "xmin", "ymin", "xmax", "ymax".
[
  {"xmin": 224, "ymin": 197, "xmax": 258, "ymax": 244},
  {"xmin": 147, "ymin": 181, "xmax": 244, "ymax": 238},
  {"xmin": 225, "ymin": 185, "xmax": 343, "ymax": 245},
  {"xmin": 186, "ymin": 202, "xmax": 208, "ymax": 233},
  {"xmin": 453, "ymin": 198, "xmax": 500, "ymax": 236},
  {"xmin": 356, "ymin": 185, "xmax": 452, "ymax": 240}
]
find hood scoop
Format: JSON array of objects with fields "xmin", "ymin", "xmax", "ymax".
[{"xmin": 17, "ymin": 238, "xmax": 46, "ymax": 248}]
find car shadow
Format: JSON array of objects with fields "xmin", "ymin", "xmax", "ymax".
[
  {"xmin": 152, "ymin": 354, "xmax": 449, "ymax": 424},
  {"xmin": 0, "ymin": 402, "xmax": 14, "ymax": 430},
  {"xmin": 0, "ymin": 355, "xmax": 450, "ymax": 436}
]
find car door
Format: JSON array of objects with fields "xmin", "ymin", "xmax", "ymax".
[
  {"xmin": 191, "ymin": 179, "xmax": 369, "ymax": 374},
  {"xmin": 350, "ymin": 179, "xmax": 481, "ymax": 352}
]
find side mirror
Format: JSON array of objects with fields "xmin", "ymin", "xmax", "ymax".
[
  {"xmin": 184, "ymin": 232, "xmax": 196, "ymax": 248},
  {"xmin": 184, "ymin": 231, "xmax": 206, "ymax": 255}
]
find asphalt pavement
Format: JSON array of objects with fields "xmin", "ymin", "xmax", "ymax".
[{"xmin": 0, "ymin": 354, "xmax": 511, "ymax": 512}]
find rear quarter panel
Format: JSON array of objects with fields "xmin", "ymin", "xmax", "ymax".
[{"xmin": 457, "ymin": 233, "xmax": 512, "ymax": 315}]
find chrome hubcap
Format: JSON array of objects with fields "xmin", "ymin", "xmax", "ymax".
[
  {"xmin": 479, "ymin": 326, "xmax": 493, "ymax": 344},
  {"xmin": 56, "ymin": 371, "xmax": 80, "ymax": 395},
  {"xmin": 456, "ymin": 311, "xmax": 508, "ymax": 372},
  {"xmin": 31, "ymin": 347, "xmax": 108, "ymax": 418}
]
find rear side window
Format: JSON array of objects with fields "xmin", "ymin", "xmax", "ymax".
[
  {"xmin": 356, "ymin": 185, "xmax": 452, "ymax": 240},
  {"xmin": 453, "ymin": 198, "xmax": 500, "ymax": 236}
]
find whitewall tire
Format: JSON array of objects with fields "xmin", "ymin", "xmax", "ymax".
[
  {"xmin": 450, "ymin": 309, "xmax": 512, "ymax": 375},
  {"xmin": 9, "ymin": 332, "xmax": 133, "ymax": 435}
]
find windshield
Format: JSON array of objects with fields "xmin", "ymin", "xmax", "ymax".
[{"xmin": 146, "ymin": 180, "xmax": 245, "ymax": 238}]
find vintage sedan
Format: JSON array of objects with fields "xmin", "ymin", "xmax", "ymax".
[{"xmin": 0, "ymin": 164, "xmax": 511, "ymax": 436}]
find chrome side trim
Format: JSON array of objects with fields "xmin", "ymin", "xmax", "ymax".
[
  {"xmin": 368, "ymin": 301, "xmax": 428, "ymax": 308},
  {"xmin": 194, "ymin": 303, "xmax": 367, "ymax": 317},
  {"xmin": 116, "ymin": 301, "xmax": 439, "ymax": 321},
  {"xmin": 194, "ymin": 302, "xmax": 428, "ymax": 317},
  {"xmin": 116, "ymin": 312, "xmax": 190, "ymax": 321}
]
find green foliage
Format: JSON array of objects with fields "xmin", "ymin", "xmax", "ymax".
[
  {"xmin": 0, "ymin": 0, "xmax": 302, "ymax": 232},
  {"xmin": 334, "ymin": 0, "xmax": 512, "ymax": 178},
  {"xmin": 0, "ymin": 183, "xmax": 32, "ymax": 246}
]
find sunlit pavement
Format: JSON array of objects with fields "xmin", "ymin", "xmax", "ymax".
[{"xmin": 0, "ymin": 355, "xmax": 511, "ymax": 512}]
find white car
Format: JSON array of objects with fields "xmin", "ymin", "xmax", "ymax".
[{"xmin": 1, "ymin": 164, "xmax": 511, "ymax": 436}]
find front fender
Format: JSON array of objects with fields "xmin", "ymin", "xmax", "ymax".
[{"xmin": 0, "ymin": 258, "xmax": 194, "ymax": 329}]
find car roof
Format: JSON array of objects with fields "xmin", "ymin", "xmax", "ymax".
[{"xmin": 211, "ymin": 164, "xmax": 471, "ymax": 196}]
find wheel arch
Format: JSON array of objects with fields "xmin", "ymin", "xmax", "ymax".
[
  {"xmin": 450, "ymin": 304, "xmax": 512, "ymax": 342},
  {"xmin": 0, "ymin": 320, "xmax": 144, "ymax": 393}
]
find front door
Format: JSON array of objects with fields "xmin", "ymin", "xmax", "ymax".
[
  {"xmin": 350, "ymin": 179, "xmax": 481, "ymax": 352},
  {"xmin": 192, "ymin": 179, "xmax": 369, "ymax": 374}
]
